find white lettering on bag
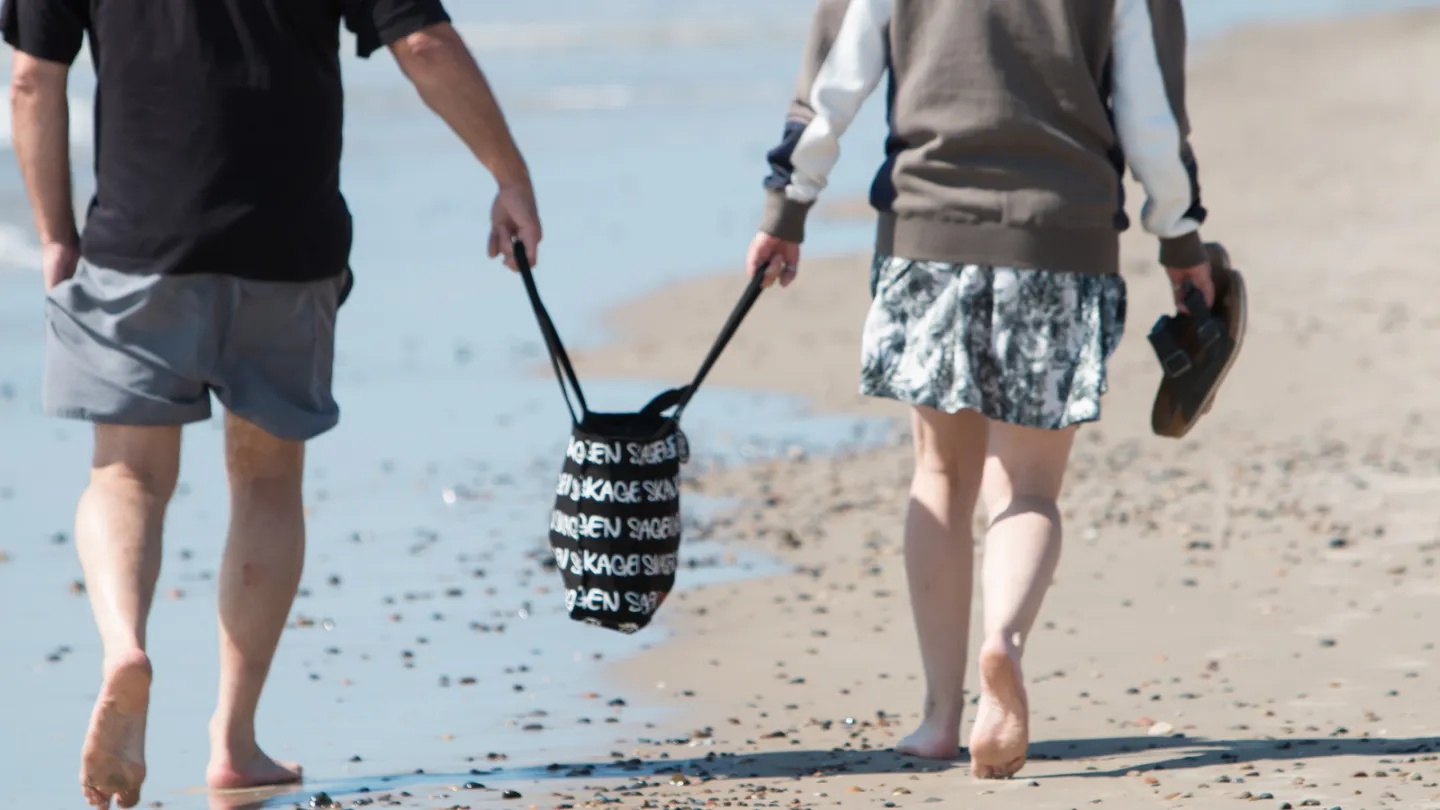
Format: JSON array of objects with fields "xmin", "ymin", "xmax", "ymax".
[
  {"xmin": 553, "ymin": 548, "xmax": 677, "ymax": 579},
  {"xmin": 550, "ymin": 510, "xmax": 623, "ymax": 541},
  {"xmin": 627, "ymin": 435, "xmax": 680, "ymax": 466},
  {"xmin": 643, "ymin": 478, "xmax": 679, "ymax": 502},
  {"xmin": 643, "ymin": 552, "xmax": 678, "ymax": 576},
  {"xmin": 626, "ymin": 591, "xmax": 664, "ymax": 614},
  {"xmin": 567, "ymin": 587, "xmax": 621, "ymax": 614},
  {"xmin": 568, "ymin": 438, "xmax": 623, "ymax": 466},
  {"xmin": 556, "ymin": 472, "xmax": 578, "ymax": 499},
  {"xmin": 582, "ymin": 478, "xmax": 641, "ymax": 504},
  {"xmin": 559, "ymin": 473, "xmax": 672, "ymax": 504},
  {"xmin": 627, "ymin": 515, "xmax": 682, "ymax": 541}
]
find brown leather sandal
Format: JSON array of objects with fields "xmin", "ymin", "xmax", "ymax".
[{"xmin": 1148, "ymin": 242, "xmax": 1247, "ymax": 439}]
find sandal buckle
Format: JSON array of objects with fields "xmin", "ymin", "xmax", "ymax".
[{"xmin": 1162, "ymin": 350, "xmax": 1192, "ymax": 377}]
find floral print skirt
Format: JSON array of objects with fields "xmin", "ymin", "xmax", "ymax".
[{"xmin": 860, "ymin": 254, "xmax": 1127, "ymax": 430}]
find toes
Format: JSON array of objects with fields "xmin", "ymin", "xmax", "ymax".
[{"xmin": 117, "ymin": 788, "xmax": 141, "ymax": 808}]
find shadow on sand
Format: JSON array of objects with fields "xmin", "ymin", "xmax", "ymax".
[{"xmin": 202, "ymin": 735, "xmax": 1440, "ymax": 808}]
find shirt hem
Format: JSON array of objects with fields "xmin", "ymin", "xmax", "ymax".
[
  {"xmin": 875, "ymin": 214, "xmax": 1120, "ymax": 276},
  {"xmin": 79, "ymin": 251, "xmax": 349, "ymax": 283}
]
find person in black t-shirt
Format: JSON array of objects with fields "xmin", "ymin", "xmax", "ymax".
[{"xmin": 3, "ymin": 2, "xmax": 541, "ymax": 807}]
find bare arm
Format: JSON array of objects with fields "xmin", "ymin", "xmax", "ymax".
[
  {"xmin": 390, "ymin": 23, "xmax": 527, "ymax": 185},
  {"xmin": 10, "ymin": 50, "xmax": 79, "ymax": 286},
  {"xmin": 389, "ymin": 23, "xmax": 539, "ymax": 267}
]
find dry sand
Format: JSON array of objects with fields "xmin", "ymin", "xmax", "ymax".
[{"xmin": 485, "ymin": 9, "xmax": 1440, "ymax": 810}]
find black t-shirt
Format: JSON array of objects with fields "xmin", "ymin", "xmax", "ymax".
[{"xmin": 1, "ymin": 0, "xmax": 450, "ymax": 281}]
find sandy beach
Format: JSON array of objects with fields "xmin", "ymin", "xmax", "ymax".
[
  {"xmin": 7, "ymin": 5, "xmax": 1440, "ymax": 810},
  {"xmin": 524, "ymin": 9, "xmax": 1440, "ymax": 810}
]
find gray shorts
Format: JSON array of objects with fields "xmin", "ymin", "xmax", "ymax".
[{"xmin": 45, "ymin": 261, "xmax": 344, "ymax": 441}]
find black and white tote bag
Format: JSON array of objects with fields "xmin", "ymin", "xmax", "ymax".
[{"xmin": 516, "ymin": 242, "xmax": 764, "ymax": 633}]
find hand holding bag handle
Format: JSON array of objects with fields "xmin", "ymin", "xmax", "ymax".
[{"xmin": 514, "ymin": 240, "xmax": 589, "ymax": 424}]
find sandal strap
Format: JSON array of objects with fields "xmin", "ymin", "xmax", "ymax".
[{"xmin": 1148, "ymin": 317, "xmax": 1193, "ymax": 378}]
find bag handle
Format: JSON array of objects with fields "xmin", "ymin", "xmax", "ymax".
[
  {"xmin": 640, "ymin": 387, "xmax": 688, "ymax": 418},
  {"xmin": 514, "ymin": 240, "xmax": 588, "ymax": 424},
  {"xmin": 514, "ymin": 237, "xmax": 765, "ymax": 426},
  {"xmin": 670, "ymin": 269, "xmax": 766, "ymax": 420}
]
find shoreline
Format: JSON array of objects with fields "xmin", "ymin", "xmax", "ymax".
[
  {"xmin": 538, "ymin": 7, "xmax": 1440, "ymax": 810},
  {"xmin": 6, "ymin": 5, "xmax": 1440, "ymax": 809}
]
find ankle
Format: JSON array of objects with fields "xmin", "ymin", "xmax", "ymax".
[
  {"xmin": 208, "ymin": 718, "xmax": 258, "ymax": 762},
  {"xmin": 102, "ymin": 648, "xmax": 152, "ymax": 678},
  {"xmin": 208, "ymin": 742, "xmax": 260, "ymax": 769},
  {"xmin": 919, "ymin": 695, "xmax": 967, "ymax": 728},
  {"xmin": 979, "ymin": 635, "xmax": 1022, "ymax": 663}
]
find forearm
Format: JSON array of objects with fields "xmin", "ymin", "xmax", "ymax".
[
  {"xmin": 759, "ymin": 0, "xmax": 891, "ymax": 243},
  {"xmin": 392, "ymin": 24, "xmax": 529, "ymax": 187},
  {"xmin": 10, "ymin": 64, "xmax": 77, "ymax": 247}
]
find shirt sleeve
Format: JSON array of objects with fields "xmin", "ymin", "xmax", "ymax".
[
  {"xmin": 758, "ymin": 0, "xmax": 891, "ymax": 243},
  {"xmin": 1110, "ymin": 0, "xmax": 1208, "ymax": 269},
  {"xmin": 1, "ymin": 0, "xmax": 89, "ymax": 65},
  {"xmin": 344, "ymin": 0, "xmax": 452, "ymax": 59}
]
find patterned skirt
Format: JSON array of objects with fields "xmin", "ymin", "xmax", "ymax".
[{"xmin": 860, "ymin": 254, "xmax": 1127, "ymax": 430}]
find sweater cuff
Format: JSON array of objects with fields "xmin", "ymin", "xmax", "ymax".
[
  {"xmin": 759, "ymin": 190, "xmax": 814, "ymax": 243},
  {"xmin": 1159, "ymin": 231, "xmax": 1207, "ymax": 269}
]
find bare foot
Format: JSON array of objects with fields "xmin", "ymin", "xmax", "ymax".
[
  {"xmin": 896, "ymin": 716, "xmax": 962, "ymax": 760},
  {"xmin": 968, "ymin": 643, "xmax": 1029, "ymax": 779},
  {"xmin": 206, "ymin": 750, "xmax": 303, "ymax": 791},
  {"xmin": 80, "ymin": 650, "xmax": 153, "ymax": 810}
]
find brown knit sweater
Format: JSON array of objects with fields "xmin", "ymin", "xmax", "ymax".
[{"xmin": 759, "ymin": 0, "xmax": 1208, "ymax": 275}]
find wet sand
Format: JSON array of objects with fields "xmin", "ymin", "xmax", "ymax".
[
  {"xmin": 7, "ymin": 6, "xmax": 1440, "ymax": 810},
  {"xmin": 527, "ymin": 9, "xmax": 1440, "ymax": 810}
]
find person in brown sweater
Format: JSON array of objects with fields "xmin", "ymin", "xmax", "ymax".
[{"xmin": 746, "ymin": 0, "xmax": 1213, "ymax": 780}]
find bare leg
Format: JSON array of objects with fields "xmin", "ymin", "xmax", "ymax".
[
  {"xmin": 895, "ymin": 407, "xmax": 987, "ymax": 760},
  {"xmin": 77, "ymin": 426, "xmax": 182, "ymax": 810},
  {"xmin": 206, "ymin": 412, "xmax": 305, "ymax": 790},
  {"xmin": 968, "ymin": 421, "xmax": 1075, "ymax": 779}
]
